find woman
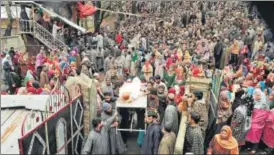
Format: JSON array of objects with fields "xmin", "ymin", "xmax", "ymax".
[
  {"xmin": 174, "ymin": 85, "xmax": 185, "ymax": 105},
  {"xmin": 208, "ymin": 125, "xmax": 239, "ymax": 154},
  {"xmin": 26, "ymin": 80, "xmax": 43, "ymax": 95},
  {"xmin": 231, "ymin": 93, "xmax": 253, "ymax": 148},
  {"xmin": 164, "ymin": 67, "xmax": 176, "ymax": 88},
  {"xmin": 35, "ymin": 51, "xmax": 45, "ymax": 69},
  {"xmin": 216, "ymin": 90, "xmax": 233, "ymax": 133},
  {"xmin": 262, "ymin": 109, "xmax": 274, "ymax": 151},
  {"xmin": 142, "ymin": 61, "xmax": 153, "ymax": 82},
  {"xmin": 23, "ymin": 70, "xmax": 34, "ymax": 86},
  {"xmin": 174, "ymin": 66, "xmax": 186, "ymax": 86},
  {"xmin": 246, "ymin": 88, "xmax": 269, "ymax": 154},
  {"xmin": 165, "ymin": 58, "xmax": 173, "ymax": 70},
  {"xmin": 154, "ymin": 55, "xmax": 165, "ymax": 79}
]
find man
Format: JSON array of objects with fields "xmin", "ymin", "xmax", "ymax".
[
  {"xmin": 103, "ymin": 91, "xmax": 116, "ymax": 109},
  {"xmin": 162, "ymin": 93, "xmax": 179, "ymax": 135},
  {"xmin": 115, "ymin": 50, "xmax": 125, "ymax": 76},
  {"xmin": 158, "ymin": 124, "xmax": 176, "ymax": 154},
  {"xmin": 141, "ymin": 111, "xmax": 162, "ymax": 155},
  {"xmin": 96, "ymin": 32, "xmax": 104, "ymax": 49},
  {"xmin": 88, "ymin": 45, "xmax": 97, "ymax": 71},
  {"xmin": 9, "ymin": 47, "xmax": 15, "ymax": 60},
  {"xmin": 124, "ymin": 51, "xmax": 132, "ymax": 71},
  {"xmin": 39, "ymin": 65, "xmax": 49, "ymax": 88},
  {"xmin": 101, "ymin": 102, "xmax": 127, "ymax": 154},
  {"xmin": 52, "ymin": 21, "xmax": 62, "ymax": 39},
  {"xmin": 104, "ymin": 54, "xmax": 114, "ymax": 72},
  {"xmin": 157, "ymin": 85, "xmax": 167, "ymax": 122},
  {"xmin": 97, "ymin": 47, "xmax": 105, "ymax": 71},
  {"xmin": 184, "ymin": 112, "xmax": 204, "ymax": 155},
  {"xmin": 148, "ymin": 88, "xmax": 159, "ymax": 110},
  {"xmin": 101, "ymin": 79, "xmax": 114, "ymax": 97},
  {"xmin": 264, "ymin": 42, "xmax": 274, "ymax": 60},
  {"xmin": 213, "ymin": 38, "xmax": 223, "ymax": 69},
  {"xmin": 153, "ymin": 75, "xmax": 167, "ymax": 94},
  {"xmin": 187, "ymin": 90, "xmax": 208, "ymax": 136},
  {"xmin": 251, "ymin": 45, "xmax": 264, "ymax": 61},
  {"xmin": 81, "ymin": 114, "xmax": 117, "ymax": 154}
]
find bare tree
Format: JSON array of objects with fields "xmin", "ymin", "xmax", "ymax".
[
  {"xmin": 93, "ymin": 1, "xmax": 111, "ymax": 33},
  {"xmin": 3, "ymin": 1, "xmax": 13, "ymax": 36}
]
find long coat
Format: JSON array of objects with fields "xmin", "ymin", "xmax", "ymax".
[
  {"xmin": 158, "ymin": 132, "xmax": 176, "ymax": 154},
  {"xmin": 161, "ymin": 102, "xmax": 179, "ymax": 135},
  {"xmin": 141, "ymin": 122, "xmax": 162, "ymax": 155},
  {"xmin": 191, "ymin": 99, "xmax": 208, "ymax": 135},
  {"xmin": 39, "ymin": 70, "xmax": 49, "ymax": 88},
  {"xmin": 231, "ymin": 105, "xmax": 249, "ymax": 144},
  {"xmin": 81, "ymin": 114, "xmax": 116, "ymax": 154},
  {"xmin": 101, "ymin": 112, "xmax": 127, "ymax": 154}
]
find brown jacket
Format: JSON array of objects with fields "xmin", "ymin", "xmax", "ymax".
[
  {"xmin": 40, "ymin": 71, "xmax": 49, "ymax": 88},
  {"xmin": 158, "ymin": 132, "xmax": 176, "ymax": 154}
]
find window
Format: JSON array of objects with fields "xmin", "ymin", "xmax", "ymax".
[{"xmin": 56, "ymin": 118, "xmax": 67, "ymax": 154}]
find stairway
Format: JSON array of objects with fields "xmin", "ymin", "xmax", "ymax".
[{"xmin": 18, "ymin": 20, "xmax": 69, "ymax": 50}]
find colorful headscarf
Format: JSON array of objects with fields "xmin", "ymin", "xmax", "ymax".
[{"xmin": 215, "ymin": 125, "xmax": 239, "ymax": 150}]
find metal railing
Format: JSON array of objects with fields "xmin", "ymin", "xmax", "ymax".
[{"xmin": 18, "ymin": 20, "xmax": 69, "ymax": 50}]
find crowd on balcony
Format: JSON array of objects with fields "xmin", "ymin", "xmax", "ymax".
[{"xmin": 1, "ymin": 1, "xmax": 274, "ymax": 154}]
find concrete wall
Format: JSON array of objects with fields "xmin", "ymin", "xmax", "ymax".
[{"xmin": 1, "ymin": 35, "xmax": 26, "ymax": 52}]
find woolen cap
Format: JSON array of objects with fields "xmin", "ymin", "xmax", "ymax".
[{"xmin": 103, "ymin": 102, "xmax": 112, "ymax": 111}]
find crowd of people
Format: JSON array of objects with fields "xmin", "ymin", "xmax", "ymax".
[{"xmin": 1, "ymin": 1, "xmax": 274, "ymax": 155}]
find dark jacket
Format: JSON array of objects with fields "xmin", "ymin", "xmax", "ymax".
[{"xmin": 141, "ymin": 122, "xmax": 162, "ymax": 155}]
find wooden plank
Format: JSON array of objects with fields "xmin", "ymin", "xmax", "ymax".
[{"xmin": 1, "ymin": 109, "xmax": 15, "ymax": 126}]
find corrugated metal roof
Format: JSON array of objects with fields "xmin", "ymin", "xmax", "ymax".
[
  {"xmin": 1, "ymin": 95, "xmax": 49, "ymax": 111},
  {"xmin": 1, "ymin": 95, "xmax": 49, "ymax": 154},
  {"xmin": 1, "ymin": 109, "xmax": 38, "ymax": 154}
]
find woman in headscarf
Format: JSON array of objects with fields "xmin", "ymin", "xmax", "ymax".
[
  {"xmin": 23, "ymin": 70, "xmax": 34, "ymax": 86},
  {"xmin": 142, "ymin": 60, "xmax": 153, "ymax": 82},
  {"xmin": 207, "ymin": 125, "xmax": 239, "ymax": 154},
  {"xmin": 35, "ymin": 51, "xmax": 45, "ymax": 69},
  {"xmin": 164, "ymin": 67, "xmax": 176, "ymax": 88},
  {"xmin": 165, "ymin": 57, "xmax": 173, "ymax": 70},
  {"xmin": 174, "ymin": 85, "xmax": 185, "ymax": 106},
  {"xmin": 231, "ymin": 91, "xmax": 253, "ymax": 149},
  {"xmin": 216, "ymin": 90, "xmax": 233, "ymax": 133},
  {"xmin": 69, "ymin": 50, "xmax": 77, "ymax": 64},
  {"xmin": 246, "ymin": 88, "xmax": 269, "ymax": 154},
  {"xmin": 262, "ymin": 108, "xmax": 274, "ymax": 153},
  {"xmin": 26, "ymin": 80, "xmax": 43, "ymax": 95},
  {"xmin": 237, "ymin": 45, "xmax": 249, "ymax": 67},
  {"xmin": 174, "ymin": 65, "xmax": 187, "ymax": 86}
]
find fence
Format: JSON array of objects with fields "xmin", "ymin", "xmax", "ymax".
[
  {"xmin": 208, "ymin": 70, "xmax": 224, "ymax": 129},
  {"xmin": 18, "ymin": 81, "xmax": 84, "ymax": 154}
]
